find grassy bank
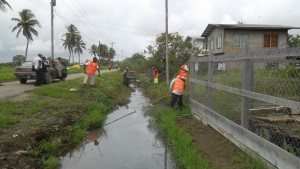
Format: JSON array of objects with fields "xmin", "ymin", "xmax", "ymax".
[
  {"xmin": 0, "ymin": 71, "xmax": 131, "ymax": 168},
  {"xmin": 142, "ymin": 78, "xmax": 268, "ymax": 169}
]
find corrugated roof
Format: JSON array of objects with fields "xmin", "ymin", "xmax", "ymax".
[{"xmin": 201, "ymin": 24, "xmax": 300, "ymax": 37}]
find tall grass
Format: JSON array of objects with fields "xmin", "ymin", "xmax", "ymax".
[{"xmin": 151, "ymin": 107, "xmax": 211, "ymax": 169}]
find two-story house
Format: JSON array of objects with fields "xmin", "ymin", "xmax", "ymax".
[
  {"xmin": 201, "ymin": 24, "xmax": 300, "ymax": 69},
  {"xmin": 185, "ymin": 35, "xmax": 205, "ymax": 50}
]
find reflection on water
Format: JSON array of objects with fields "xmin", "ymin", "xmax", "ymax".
[{"xmin": 60, "ymin": 87, "xmax": 176, "ymax": 169}]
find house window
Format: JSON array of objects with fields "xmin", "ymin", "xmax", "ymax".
[
  {"xmin": 233, "ymin": 35, "xmax": 248, "ymax": 48},
  {"xmin": 210, "ymin": 38, "xmax": 214, "ymax": 50},
  {"xmin": 264, "ymin": 34, "xmax": 278, "ymax": 48},
  {"xmin": 217, "ymin": 35, "xmax": 222, "ymax": 49}
]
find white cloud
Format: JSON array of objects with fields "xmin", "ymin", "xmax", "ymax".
[{"xmin": 0, "ymin": 0, "xmax": 300, "ymax": 63}]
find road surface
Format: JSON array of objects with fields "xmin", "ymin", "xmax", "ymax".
[{"xmin": 0, "ymin": 70, "xmax": 113, "ymax": 101}]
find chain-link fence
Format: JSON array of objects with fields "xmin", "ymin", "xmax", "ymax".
[{"xmin": 189, "ymin": 46, "xmax": 300, "ymax": 167}]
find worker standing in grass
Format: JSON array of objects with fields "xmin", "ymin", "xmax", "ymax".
[
  {"xmin": 169, "ymin": 76, "xmax": 186, "ymax": 109},
  {"xmin": 123, "ymin": 67, "xmax": 129, "ymax": 87},
  {"xmin": 54, "ymin": 57, "xmax": 63, "ymax": 78},
  {"xmin": 178, "ymin": 59, "xmax": 189, "ymax": 80},
  {"xmin": 83, "ymin": 57, "xmax": 100, "ymax": 87},
  {"xmin": 152, "ymin": 66, "xmax": 159, "ymax": 84}
]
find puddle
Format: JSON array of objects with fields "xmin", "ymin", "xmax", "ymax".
[{"xmin": 60, "ymin": 87, "xmax": 176, "ymax": 169}]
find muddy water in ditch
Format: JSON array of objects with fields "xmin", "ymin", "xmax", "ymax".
[{"xmin": 60, "ymin": 87, "xmax": 176, "ymax": 169}]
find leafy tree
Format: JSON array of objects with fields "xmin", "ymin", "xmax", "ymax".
[
  {"xmin": 74, "ymin": 35, "xmax": 86, "ymax": 64},
  {"xmin": 145, "ymin": 32, "xmax": 201, "ymax": 79},
  {"xmin": 12, "ymin": 55, "xmax": 25, "ymax": 65},
  {"xmin": 61, "ymin": 24, "xmax": 80, "ymax": 63},
  {"xmin": 288, "ymin": 34, "xmax": 300, "ymax": 47},
  {"xmin": 0, "ymin": 0, "xmax": 12, "ymax": 12},
  {"xmin": 120, "ymin": 53, "xmax": 147, "ymax": 72},
  {"xmin": 11, "ymin": 9, "xmax": 41, "ymax": 61},
  {"xmin": 108, "ymin": 47, "xmax": 116, "ymax": 61}
]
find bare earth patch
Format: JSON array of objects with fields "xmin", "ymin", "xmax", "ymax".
[{"xmin": 177, "ymin": 115, "xmax": 240, "ymax": 169}]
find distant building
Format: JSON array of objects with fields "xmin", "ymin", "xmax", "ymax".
[
  {"xmin": 185, "ymin": 35, "xmax": 205, "ymax": 50},
  {"xmin": 201, "ymin": 24, "xmax": 300, "ymax": 55},
  {"xmin": 200, "ymin": 24, "xmax": 300, "ymax": 70}
]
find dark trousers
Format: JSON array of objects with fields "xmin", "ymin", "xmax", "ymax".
[
  {"xmin": 123, "ymin": 76, "xmax": 129, "ymax": 87},
  {"xmin": 170, "ymin": 93, "xmax": 183, "ymax": 108},
  {"xmin": 35, "ymin": 69, "xmax": 44, "ymax": 85}
]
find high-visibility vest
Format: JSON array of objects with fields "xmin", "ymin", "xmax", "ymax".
[
  {"xmin": 153, "ymin": 69, "xmax": 158, "ymax": 78},
  {"xmin": 178, "ymin": 64, "xmax": 188, "ymax": 79},
  {"xmin": 172, "ymin": 77, "xmax": 185, "ymax": 93},
  {"xmin": 86, "ymin": 61, "xmax": 98, "ymax": 75}
]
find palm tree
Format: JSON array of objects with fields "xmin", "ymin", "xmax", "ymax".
[
  {"xmin": 11, "ymin": 9, "xmax": 41, "ymax": 60},
  {"xmin": 74, "ymin": 35, "xmax": 86, "ymax": 64},
  {"xmin": 0, "ymin": 0, "xmax": 12, "ymax": 12},
  {"xmin": 61, "ymin": 36, "xmax": 73, "ymax": 64},
  {"xmin": 88, "ymin": 44, "xmax": 98, "ymax": 57},
  {"xmin": 61, "ymin": 24, "xmax": 79, "ymax": 63}
]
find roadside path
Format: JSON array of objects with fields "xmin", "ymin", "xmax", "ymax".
[{"xmin": 0, "ymin": 70, "xmax": 113, "ymax": 101}]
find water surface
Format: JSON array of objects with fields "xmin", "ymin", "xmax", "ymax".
[{"xmin": 60, "ymin": 87, "xmax": 176, "ymax": 169}]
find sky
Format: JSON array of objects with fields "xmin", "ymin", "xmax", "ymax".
[{"xmin": 0, "ymin": 0, "xmax": 300, "ymax": 63}]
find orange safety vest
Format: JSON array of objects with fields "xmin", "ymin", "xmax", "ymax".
[
  {"xmin": 86, "ymin": 60, "xmax": 98, "ymax": 75},
  {"xmin": 178, "ymin": 64, "xmax": 188, "ymax": 79},
  {"xmin": 172, "ymin": 77, "xmax": 185, "ymax": 93},
  {"xmin": 153, "ymin": 69, "xmax": 158, "ymax": 78}
]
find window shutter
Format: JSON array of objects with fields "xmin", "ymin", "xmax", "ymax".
[
  {"xmin": 264, "ymin": 34, "xmax": 270, "ymax": 47},
  {"xmin": 271, "ymin": 35, "xmax": 278, "ymax": 47}
]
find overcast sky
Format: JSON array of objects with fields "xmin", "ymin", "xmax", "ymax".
[{"xmin": 1, "ymin": 0, "xmax": 300, "ymax": 63}]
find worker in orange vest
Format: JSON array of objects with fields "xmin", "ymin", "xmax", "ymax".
[
  {"xmin": 152, "ymin": 66, "xmax": 159, "ymax": 84},
  {"xmin": 83, "ymin": 57, "xmax": 100, "ymax": 87},
  {"xmin": 177, "ymin": 59, "xmax": 189, "ymax": 80},
  {"xmin": 169, "ymin": 76, "xmax": 186, "ymax": 109}
]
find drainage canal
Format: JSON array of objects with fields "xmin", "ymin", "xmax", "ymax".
[{"xmin": 60, "ymin": 87, "xmax": 176, "ymax": 169}]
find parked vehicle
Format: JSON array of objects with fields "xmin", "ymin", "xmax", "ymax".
[{"xmin": 14, "ymin": 60, "xmax": 67, "ymax": 84}]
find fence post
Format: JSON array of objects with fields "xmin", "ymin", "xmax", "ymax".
[
  {"xmin": 241, "ymin": 45, "xmax": 253, "ymax": 129},
  {"xmin": 207, "ymin": 51, "xmax": 214, "ymax": 108},
  {"xmin": 189, "ymin": 54, "xmax": 195, "ymax": 99}
]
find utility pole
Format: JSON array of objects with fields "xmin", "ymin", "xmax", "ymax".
[
  {"xmin": 110, "ymin": 42, "xmax": 115, "ymax": 49},
  {"xmin": 121, "ymin": 50, "xmax": 124, "ymax": 60},
  {"xmin": 51, "ymin": 0, "xmax": 56, "ymax": 60},
  {"xmin": 110, "ymin": 42, "xmax": 115, "ymax": 62},
  {"xmin": 165, "ymin": 0, "xmax": 169, "ymax": 84},
  {"xmin": 98, "ymin": 41, "xmax": 101, "ymax": 65}
]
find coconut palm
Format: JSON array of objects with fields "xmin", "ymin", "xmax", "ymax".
[
  {"xmin": 0, "ymin": 0, "xmax": 12, "ymax": 12},
  {"xmin": 88, "ymin": 44, "xmax": 98, "ymax": 57},
  {"xmin": 61, "ymin": 24, "xmax": 79, "ymax": 63},
  {"xmin": 74, "ymin": 35, "xmax": 86, "ymax": 64},
  {"xmin": 11, "ymin": 9, "xmax": 41, "ymax": 60},
  {"xmin": 61, "ymin": 36, "xmax": 73, "ymax": 64}
]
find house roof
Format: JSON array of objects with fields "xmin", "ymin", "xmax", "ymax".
[
  {"xmin": 201, "ymin": 24, "xmax": 300, "ymax": 37},
  {"xmin": 185, "ymin": 35, "xmax": 204, "ymax": 42}
]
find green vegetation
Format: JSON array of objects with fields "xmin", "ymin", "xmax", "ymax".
[
  {"xmin": 151, "ymin": 107, "xmax": 211, "ymax": 169},
  {"xmin": 142, "ymin": 78, "xmax": 267, "ymax": 169},
  {"xmin": 233, "ymin": 151, "xmax": 267, "ymax": 169},
  {"xmin": 0, "ymin": 65, "xmax": 17, "ymax": 82},
  {"xmin": 0, "ymin": 72, "xmax": 131, "ymax": 168}
]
